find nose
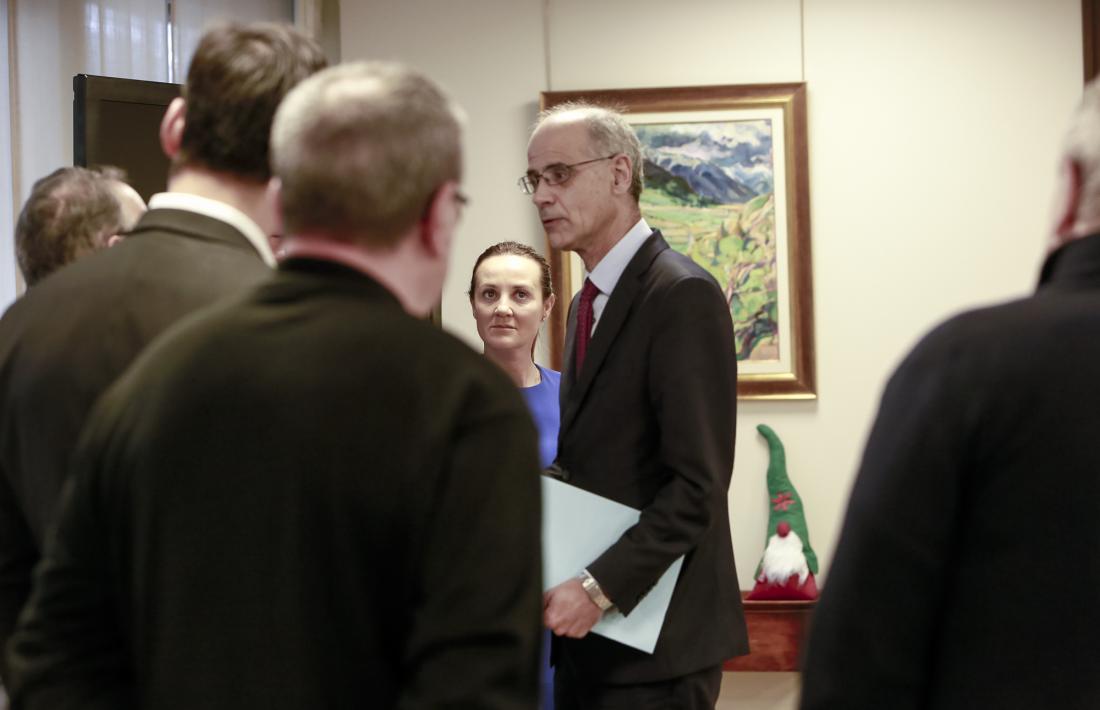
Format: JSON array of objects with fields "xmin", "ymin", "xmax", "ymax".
[
  {"xmin": 495, "ymin": 301, "xmax": 513, "ymax": 315},
  {"xmin": 531, "ymin": 179, "xmax": 553, "ymax": 206}
]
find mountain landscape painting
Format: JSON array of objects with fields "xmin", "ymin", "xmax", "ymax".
[{"xmin": 636, "ymin": 119, "xmax": 779, "ymax": 363}]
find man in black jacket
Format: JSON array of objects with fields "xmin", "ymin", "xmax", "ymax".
[
  {"xmin": 800, "ymin": 80, "xmax": 1100, "ymax": 710},
  {"xmin": 525, "ymin": 103, "xmax": 747, "ymax": 709},
  {"xmin": 0, "ymin": 22, "xmax": 325, "ymax": 685},
  {"xmin": 7, "ymin": 61, "xmax": 543, "ymax": 710}
]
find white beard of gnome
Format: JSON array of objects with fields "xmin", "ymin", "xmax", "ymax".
[{"xmin": 759, "ymin": 521, "xmax": 809, "ymax": 586}]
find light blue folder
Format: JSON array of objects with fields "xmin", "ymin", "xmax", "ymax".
[{"xmin": 541, "ymin": 476, "xmax": 684, "ymax": 654}]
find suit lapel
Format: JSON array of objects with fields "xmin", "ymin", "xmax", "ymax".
[{"xmin": 559, "ymin": 231, "xmax": 668, "ymax": 435}]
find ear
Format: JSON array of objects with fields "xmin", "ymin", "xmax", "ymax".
[
  {"xmin": 159, "ymin": 97, "xmax": 187, "ymax": 160},
  {"xmin": 264, "ymin": 177, "xmax": 285, "ymax": 251},
  {"xmin": 469, "ymin": 266, "xmax": 481, "ymax": 319},
  {"xmin": 419, "ymin": 181, "xmax": 461, "ymax": 259},
  {"xmin": 1054, "ymin": 159, "xmax": 1084, "ymax": 239},
  {"xmin": 543, "ymin": 292, "xmax": 556, "ymax": 321},
  {"xmin": 609, "ymin": 154, "xmax": 633, "ymax": 196}
]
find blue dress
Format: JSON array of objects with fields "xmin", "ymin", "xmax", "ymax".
[
  {"xmin": 520, "ymin": 365, "xmax": 561, "ymax": 469},
  {"xmin": 520, "ymin": 364, "xmax": 560, "ymax": 709}
]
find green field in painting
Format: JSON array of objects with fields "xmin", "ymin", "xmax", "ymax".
[{"xmin": 640, "ymin": 191, "xmax": 778, "ymax": 361}]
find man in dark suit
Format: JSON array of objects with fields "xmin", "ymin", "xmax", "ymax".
[
  {"xmin": 524, "ymin": 103, "xmax": 747, "ymax": 708},
  {"xmin": 0, "ymin": 22, "xmax": 326, "ymax": 682},
  {"xmin": 798, "ymin": 81, "xmax": 1100, "ymax": 710},
  {"xmin": 6, "ymin": 62, "xmax": 543, "ymax": 710},
  {"xmin": 15, "ymin": 165, "xmax": 145, "ymax": 287}
]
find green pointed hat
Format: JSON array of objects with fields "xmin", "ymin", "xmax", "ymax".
[{"xmin": 755, "ymin": 423, "xmax": 818, "ymax": 576}]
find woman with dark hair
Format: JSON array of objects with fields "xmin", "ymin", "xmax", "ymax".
[
  {"xmin": 469, "ymin": 241, "xmax": 560, "ymax": 469},
  {"xmin": 469, "ymin": 241, "xmax": 558, "ymax": 709}
]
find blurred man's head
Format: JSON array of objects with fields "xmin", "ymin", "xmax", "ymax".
[
  {"xmin": 271, "ymin": 61, "xmax": 466, "ymax": 314},
  {"xmin": 1050, "ymin": 78, "xmax": 1100, "ymax": 251},
  {"xmin": 15, "ymin": 166, "xmax": 146, "ymax": 286},
  {"xmin": 108, "ymin": 179, "xmax": 146, "ymax": 233},
  {"xmin": 160, "ymin": 22, "xmax": 328, "ymax": 184}
]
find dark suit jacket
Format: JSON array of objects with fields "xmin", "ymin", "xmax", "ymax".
[
  {"xmin": 555, "ymin": 231, "xmax": 748, "ymax": 684},
  {"xmin": 5, "ymin": 259, "xmax": 544, "ymax": 710},
  {"xmin": 0, "ymin": 208, "xmax": 271, "ymax": 679},
  {"xmin": 799, "ymin": 234, "xmax": 1100, "ymax": 709}
]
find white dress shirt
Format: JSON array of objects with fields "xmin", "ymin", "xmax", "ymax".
[{"xmin": 586, "ymin": 217, "xmax": 652, "ymax": 332}]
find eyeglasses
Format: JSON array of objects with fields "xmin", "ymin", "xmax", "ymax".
[{"xmin": 517, "ymin": 155, "xmax": 616, "ymax": 195}]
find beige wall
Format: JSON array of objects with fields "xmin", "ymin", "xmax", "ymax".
[{"xmin": 342, "ymin": 1, "xmax": 1082, "ymax": 707}]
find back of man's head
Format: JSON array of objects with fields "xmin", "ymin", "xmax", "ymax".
[
  {"xmin": 270, "ymin": 61, "xmax": 464, "ymax": 247},
  {"xmin": 176, "ymin": 22, "xmax": 328, "ymax": 183},
  {"xmin": 15, "ymin": 166, "xmax": 144, "ymax": 286}
]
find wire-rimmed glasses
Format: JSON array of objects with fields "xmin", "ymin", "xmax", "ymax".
[{"xmin": 517, "ymin": 155, "xmax": 616, "ymax": 195}]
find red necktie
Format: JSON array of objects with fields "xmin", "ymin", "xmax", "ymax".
[{"xmin": 575, "ymin": 279, "xmax": 599, "ymax": 372}]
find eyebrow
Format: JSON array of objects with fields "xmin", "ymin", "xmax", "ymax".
[
  {"xmin": 526, "ymin": 162, "xmax": 567, "ymax": 175},
  {"xmin": 477, "ymin": 281, "xmax": 536, "ymax": 291}
]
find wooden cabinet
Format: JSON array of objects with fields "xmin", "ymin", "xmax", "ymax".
[{"xmin": 724, "ymin": 594, "xmax": 815, "ymax": 672}]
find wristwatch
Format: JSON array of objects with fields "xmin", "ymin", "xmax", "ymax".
[{"xmin": 578, "ymin": 569, "xmax": 614, "ymax": 611}]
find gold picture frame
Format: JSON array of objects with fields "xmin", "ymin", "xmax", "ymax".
[{"xmin": 541, "ymin": 82, "xmax": 816, "ymax": 400}]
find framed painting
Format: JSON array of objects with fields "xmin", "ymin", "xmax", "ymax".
[{"xmin": 540, "ymin": 83, "xmax": 816, "ymax": 400}]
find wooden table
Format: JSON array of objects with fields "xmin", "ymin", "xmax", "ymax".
[{"xmin": 723, "ymin": 594, "xmax": 816, "ymax": 672}]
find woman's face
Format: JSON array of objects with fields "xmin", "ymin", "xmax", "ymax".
[{"xmin": 471, "ymin": 254, "xmax": 555, "ymax": 355}]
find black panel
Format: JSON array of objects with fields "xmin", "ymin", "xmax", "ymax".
[{"xmin": 73, "ymin": 74, "xmax": 180, "ymax": 202}]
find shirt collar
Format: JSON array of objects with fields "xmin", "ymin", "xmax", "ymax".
[
  {"xmin": 588, "ymin": 217, "xmax": 651, "ymax": 296},
  {"xmin": 1038, "ymin": 232, "xmax": 1100, "ymax": 290},
  {"xmin": 148, "ymin": 192, "xmax": 277, "ymax": 267}
]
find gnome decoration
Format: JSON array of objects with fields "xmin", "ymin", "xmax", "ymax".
[{"xmin": 747, "ymin": 424, "xmax": 819, "ymax": 601}]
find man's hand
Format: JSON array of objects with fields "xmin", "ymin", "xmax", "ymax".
[{"xmin": 543, "ymin": 577, "xmax": 603, "ymax": 638}]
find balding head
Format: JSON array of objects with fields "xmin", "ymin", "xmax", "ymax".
[
  {"xmin": 16, "ymin": 166, "xmax": 146, "ymax": 286},
  {"xmin": 271, "ymin": 61, "xmax": 465, "ymax": 247},
  {"xmin": 532, "ymin": 102, "xmax": 644, "ymax": 202}
]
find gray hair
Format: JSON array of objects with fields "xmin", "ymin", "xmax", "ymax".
[
  {"xmin": 1063, "ymin": 79, "xmax": 1100, "ymax": 224},
  {"xmin": 270, "ymin": 61, "xmax": 464, "ymax": 246},
  {"xmin": 16, "ymin": 166, "xmax": 133, "ymax": 286},
  {"xmin": 535, "ymin": 101, "xmax": 644, "ymax": 201}
]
